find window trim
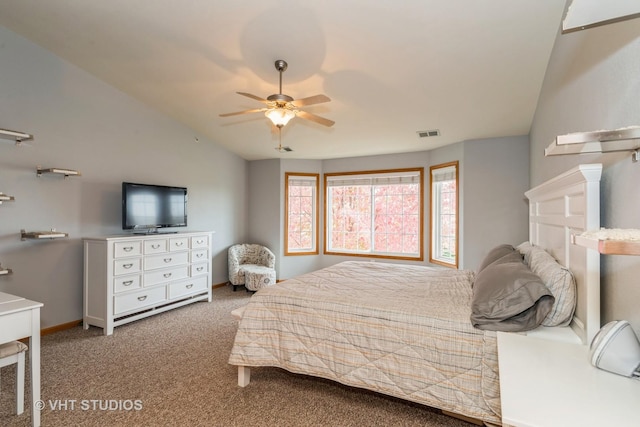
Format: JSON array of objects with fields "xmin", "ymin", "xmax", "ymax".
[
  {"xmin": 324, "ymin": 167, "xmax": 424, "ymax": 261},
  {"xmin": 285, "ymin": 172, "xmax": 320, "ymax": 256},
  {"xmin": 429, "ymin": 161, "xmax": 459, "ymax": 268}
]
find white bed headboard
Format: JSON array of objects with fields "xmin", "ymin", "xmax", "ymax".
[{"xmin": 524, "ymin": 164, "xmax": 602, "ymax": 344}]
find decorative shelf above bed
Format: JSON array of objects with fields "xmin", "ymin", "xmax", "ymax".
[
  {"xmin": 573, "ymin": 229, "xmax": 640, "ymax": 255},
  {"xmin": 0, "ymin": 128, "xmax": 33, "ymax": 145},
  {"xmin": 545, "ymin": 126, "xmax": 640, "ymax": 160}
]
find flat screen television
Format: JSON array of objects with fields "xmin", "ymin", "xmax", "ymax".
[{"xmin": 122, "ymin": 182, "xmax": 187, "ymax": 232}]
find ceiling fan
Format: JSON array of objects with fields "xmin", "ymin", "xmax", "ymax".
[{"xmin": 220, "ymin": 60, "xmax": 334, "ymax": 128}]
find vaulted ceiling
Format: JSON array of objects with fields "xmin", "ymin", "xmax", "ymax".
[{"xmin": 0, "ymin": 1, "xmax": 566, "ymax": 160}]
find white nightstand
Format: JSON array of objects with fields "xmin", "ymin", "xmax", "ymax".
[{"xmin": 498, "ymin": 331, "xmax": 640, "ymax": 427}]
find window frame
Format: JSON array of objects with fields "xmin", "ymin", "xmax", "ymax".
[
  {"xmin": 429, "ymin": 161, "xmax": 459, "ymax": 268},
  {"xmin": 284, "ymin": 172, "xmax": 320, "ymax": 256},
  {"xmin": 324, "ymin": 167, "xmax": 424, "ymax": 261}
]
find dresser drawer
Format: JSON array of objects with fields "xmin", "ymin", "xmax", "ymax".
[
  {"xmin": 191, "ymin": 235, "xmax": 209, "ymax": 249},
  {"xmin": 144, "ymin": 266, "xmax": 189, "ymax": 287},
  {"xmin": 144, "ymin": 239, "xmax": 168, "ymax": 254},
  {"xmin": 169, "ymin": 276, "xmax": 208, "ymax": 300},
  {"xmin": 191, "ymin": 262, "xmax": 208, "ymax": 277},
  {"xmin": 113, "ymin": 274, "xmax": 142, "ymax": 293},
  {"xmin": 169, "ymin": 237, "xmax": 189, "ymax": 252},
  {"xmin": 114, "ymin": 286, "xmax": 166, "ymax": 315},
  {"xmin": 114, "ymin": 241, "xmax": 142, "ymax": 258},
  {"xmin": 191, "ymin": 249, "xmax": 208, "ymax": 263},
  {"xmin": 114, "ymin": 258, "xmax": 142, "ymax": 276},
  {"xmin": 144, "ymin": 251, "xmax": 189, "ymax": 271}
]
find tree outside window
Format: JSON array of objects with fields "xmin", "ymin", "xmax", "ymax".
[
  {"xmin": 325, "ymin": 168, "xmax": 423, "ymax": 260},
  {"xmin": 430, "ymin": 161, "xmax": 458, "ymax": 268},
  {"xmin": 285, "ymin": 173, "xmax": 319, "ymax": 255}
]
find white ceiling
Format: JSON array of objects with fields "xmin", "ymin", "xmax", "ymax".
[{"xmin": 0, "ymin": 0, "xmax": 566, "ymax": 161}]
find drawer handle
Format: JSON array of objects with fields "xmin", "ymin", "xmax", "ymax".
[
  {"xmin": 123, "ymin": 263, "xmax": 133, "ymax": 269},
  {"xmin": 122, "ymin": 280, "xmax": 134, "ymax": 286},
  {"xmin": 196, "ymin": 253, "xmax": 204, "ymax": 258},
  {"xmin": 186, "ymin": 284, "xmax": 193, "ymax": 289},
  {"xmin": 196, "ymin": 266, "xmax": 204, "ymax": 272},
  {"xmin": 164, "ymin": 258, "xmax": 172, "ymax": 263},
  {"xmin": 174, "ymin": 242, "xmax": 184, "ymax": 247},
  {"xmin": 123, "ymin": 246, "xmax": 134, "ymax": 252},
  {"xmin": 152, "ymin": 244, "xmax": 160, "ymax": 249},
  {"xmin": 137, "ymin": 295, "xmax": 147, "ymax": 301},
  {"xmin": 163, "ymin": 273, "xmax": 172, "ymax": 278},
  {"xmin": 196, "ymin": 239, "xmax": 204, "ymax": 244}
]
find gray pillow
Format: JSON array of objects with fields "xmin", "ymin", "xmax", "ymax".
[
  {"xmin": 477, "ymin": 244, "xmax": 518, "ymax": 273},
  {"xmin": 471, "ymin": 260, "xmax": 555, "ymax": 332}
]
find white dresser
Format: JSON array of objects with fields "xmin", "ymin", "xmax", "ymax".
[{"xmin": 83, "ymin": 231, "xmax": 213, "ymax": 335}]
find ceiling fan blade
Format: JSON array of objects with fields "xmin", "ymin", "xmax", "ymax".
[
  {"xmin": 219, "ymin": 108, "xmax": 267, "ymax": 117},
  {"xmin": 290, "ymin": 94, "xmax": 331, "ymax": 108},
  {"xmin": 237, "ymin": 92, "xmax": 269, "ymax": 103},
  {"xmin": 297, "ymin": 110, "xmax": 335, "ymax": 127}
]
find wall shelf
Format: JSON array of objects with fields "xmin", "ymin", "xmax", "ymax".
[
  {"xmin": 21, "ymin": 229, "xmax": 69, "ymax": 240},
  {"xmin": 0, "ymin": 266, "xmax": 12, "ymax": 276},
  {"xmin": 0, "ymin": 193, "xmax": 15, "ymax": 204},
  {"xmin": 0, "ymin": 128, "xmax": 33, "ymax": 144},
  {"xmin": 573, "ymin": 230, "xmax": 640, "ymax": 255},
  {"xmin": 36, "ymin": 166, "xmax": 81, "ymax": 178},
  {"xmin": 545, "ymin": 126, "xmax": 640, "ymax": 158}
]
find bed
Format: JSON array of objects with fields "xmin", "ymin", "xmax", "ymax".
[{"xmin": 228, "ymin": 164, "xmax": 603, "ymax": 426}]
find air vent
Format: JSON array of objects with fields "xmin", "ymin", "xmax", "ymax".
[
  {"xmin": 417, "ymin": 129, "xmax": 440, "ymax": 138},
  {"xmin": 275, "ymin": 146, "xmax": 293, "ymax": 152}
]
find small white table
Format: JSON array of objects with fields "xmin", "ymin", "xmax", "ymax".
[
  {"xmin": 0, "ymin": 292, "xmax": 43, "ymax": 427},
  {"xmin": 498, "ymin": 331, "xmax": 640, "ymax": 427}
]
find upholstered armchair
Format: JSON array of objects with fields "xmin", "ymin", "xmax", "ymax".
[{"xmin": 228, "ymin": 244, "xmax": 276, "ymax": 292}]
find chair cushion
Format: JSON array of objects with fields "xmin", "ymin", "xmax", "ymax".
[{"xmin": 0, "ymin": 341, "xmax": 28, "ymax": 358}]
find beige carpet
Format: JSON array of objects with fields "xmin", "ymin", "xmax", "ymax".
[{"xmin": 0, "ymin": 285, "xmax": 473, "ymax": 426}]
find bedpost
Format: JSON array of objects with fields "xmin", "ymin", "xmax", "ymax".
[{"xmin": 238, "ymin": 366, "xmax": 251, "ymax": 387}]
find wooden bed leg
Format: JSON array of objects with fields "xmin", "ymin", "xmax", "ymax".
[{"xmin": 238, "ymin": 366, "xmax": 251, "ymax": 387}]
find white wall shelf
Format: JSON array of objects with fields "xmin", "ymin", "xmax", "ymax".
[
  {"xmin": 0, "ymin": 128, "xmax": 33, "ymax": 145},
  {"xmin": 0, "ymin": 193, "xmax": 15, "ymax": 204},
  {"xmin": 36, "ymin": 166, "xmax": 81, "ymax": 178},
  {"xmin": 21, "ymin": 229, "xmax": 69, "ymax": 240},
  {"xmin": 0, "ymin": 266, "xmax": 12, "ymax": 276},
  {"xmin": 573, "ymin": 234, "xmax": 640, "ymax": 255},
  {"xmin": 545, "ymin": 126, "xmax": 640, "ymax": 159}
]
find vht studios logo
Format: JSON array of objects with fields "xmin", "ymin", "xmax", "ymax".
[{"xmin": 37, "ymin": 399, "xmax": 143, "ymax": 411}]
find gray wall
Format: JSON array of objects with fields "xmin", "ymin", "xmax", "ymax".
[
  {"xmin": 463, "ymin": 136, "xmax": 530, "ymax": 270},
  {"xmin": 247, "ymin": 159, "xmax": 281, "ymax": 265},
  {"xmin": 529, "ymin": 19, "xmax": 640, "ymax": 334},
  {"xmin": 250, "ymin": 136, "xmax": 529, "ymax": 279},
  {"xmin": 0, "ymin": 26, "xmax": 248, "ymax": 328}
]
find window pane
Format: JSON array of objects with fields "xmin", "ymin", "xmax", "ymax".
[
  {"xmin": 286, "ymin": 173, "xmax": 319, "ymax": 255},
  {"xmin": 430, "ymin": 162, "xmax": 458, "ymax": 268},
  {"xmin": 325, "ymin": 168, "xmax": 423, "ymax": 259}
]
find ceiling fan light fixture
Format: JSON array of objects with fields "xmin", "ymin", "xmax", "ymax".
[{"xmin": 265, "ymin": 108, "xmax": 296, "ymax": 127}]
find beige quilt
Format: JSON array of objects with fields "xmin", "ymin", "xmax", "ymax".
[{"xmin": 229, "ymin": 261, "xmax": 501, "ymax": 424}]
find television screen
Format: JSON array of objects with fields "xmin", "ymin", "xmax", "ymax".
[{"xmin": 122, "ymin": 182, "xmax": 187, "ymax": 231}]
